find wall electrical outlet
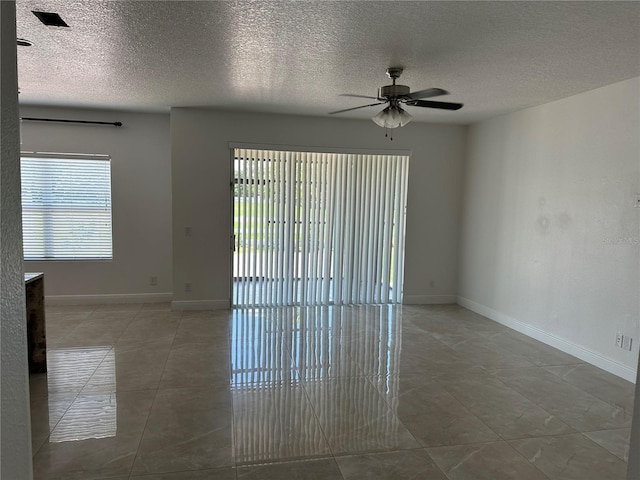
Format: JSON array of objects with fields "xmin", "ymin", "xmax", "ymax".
[
  {"xmin": 184, "ymin": 282, "xmax": 192, "ymax": 292},
  {"xmin": 150, "ymin": 276, "xmax": 158, "ymax": 286},
  {"xmin": 623, "ymin": 336, "xmax": 633, "ymax": 351},
  {"xmin": 616, "ymin": 332, "xmax": 624, "ymax": 348}
]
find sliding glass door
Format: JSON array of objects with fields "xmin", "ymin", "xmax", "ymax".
[{"xmin": 232, "ymin": 147, "xmax": 409, "ymax": 307}]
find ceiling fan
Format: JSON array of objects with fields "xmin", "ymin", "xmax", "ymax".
[{"xmin": 329, "ymin": 67, "xmax": 463, "ymax": 135}]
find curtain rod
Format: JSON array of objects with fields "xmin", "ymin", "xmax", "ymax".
[{"xmin": 20, "ymin": 117, "xmax": 122, "ymax": 127}]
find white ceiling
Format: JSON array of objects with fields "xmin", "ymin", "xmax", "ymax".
[{"xmin": 15, "ymin": 1, "xmax": 640, "ymax": 124}]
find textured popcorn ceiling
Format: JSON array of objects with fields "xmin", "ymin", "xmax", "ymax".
[{"xmin": 15, "ymin": 1, "xmax": 640, "ymax": 124}]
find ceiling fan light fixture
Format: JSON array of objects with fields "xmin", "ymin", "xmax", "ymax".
[
  {"xmin": 372, "ymin": 106, "xmax": 412, "ymax": 129},
  {"xmin": 397, "ymin": 107, "xmax": 412, "ymax": 127},
  {"xmin": 372, "ymin": 107, "xmax": 389, "ymax": 128}
]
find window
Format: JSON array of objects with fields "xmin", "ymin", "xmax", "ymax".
[{"xmin": 20, "ymin": 153, "xmax": 113, "ymax": 260}]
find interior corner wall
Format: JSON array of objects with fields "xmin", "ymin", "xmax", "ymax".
[
  {"xmin": 170, "ymin": 108, "xmax": 466, "ymax": 307},
  {"xmin": 19, "ymin": 106, "xmax": 172, "ymax": 301},
  {"xmin": 458, "ymin": 77, "xmax": 640, "ymax": 380}
]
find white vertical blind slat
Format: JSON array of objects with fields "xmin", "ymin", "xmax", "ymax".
[
  {"xmin": 352, "ymin": 154, "xmax": 363, "ymax": 303},
  {"xmin": 338, "ymin": 155, "xmax": 350, "ymax": 304},
  {"xmin": 233, "ymin": 151, "xmax": 240, "ymax": 307},
  {"xmin": 317, "ymin": 154, "xmax": 328, "ymax": 304},
  {"xmin": 284, "ymin": 150, "xmax": 295, "ymax": 305},
  {"xmin": 331, "ymin": 156, "xmax": 346, "ymax": 304},
  {"xmin": 258, "ymin": 154, "xmax": 265, "ymax": 305},
  {"xmin": 250, "ymin": 152, "xmax": 257, "ymax": 306},
  {"xmin": 316, "ymin": 154, "xmax": 324, "ymax": 305},
  {"xmin": 264, "ymin": 155, "xmax": 271, "ymax": 304},
  {"xmin": 375, "ymin": 159, "xmax": 384, "ymax": 305},
  {"xmin": 373, "ymin": 156, "xmax": 389, "ymax": 303},
  {"xmin": 370, "ymin": 156, "xmax": 381, "ymax": 303},
  {"xmin": 392, "ymin": 157, "xmax": 409, "ymax": 303},
  {"xmin": 277, "ymin": 150, "xmax": 285, "ymax": 306},
  {"xmin": 308, "ymin": 154, "xmax": 318, "ymax": 306},
  {"xmin": 367, "ymin": 155, "xmax": 378, "ymax": 303},
  {"xmin": 390, "ymin": 156, "xmax": 399, "ymax": 304},
  {"xmin": 242, "ymin": 150, "xmax": 248, "ymax": 306},
  {"xmin": 381, "ymin": 157, "xmax": 394, "ymax": 302},
  {"xmin": 311, "ymin": 155, "xmax": 320, "ymax": 305},
  {"xmin": 322, "ymin": 155, "xmax": 336, "ymax": 304},
  {"xmin": 274, "ymin": 152, "xmax": 285, "ymax": 305},
  {"xmin": 397, "ymin": 157, "xmax": 409, "ymax": 303},
  {"xmin": 314, "ymin": 154, "xmax": 325, "ymax": 304},
  {"xmin": 343, "ymin": 153, "xmax": 356, "ymax": 304},
  {"xmin": 300, "ymin": 153, "xmax": 309, "ymax": 305},
  {"xmin": 270, "ymin": 152, "xmax": 279, "ymax": 306},
  {"xmin": 361, "ymin": 155, "xmax": 371, "ymax": 303},
  {"xmin": 293, "ymin": 152, "xmax": 301, "ymax": 303}
]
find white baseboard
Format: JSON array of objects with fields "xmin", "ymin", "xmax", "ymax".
[
  {"xmin": 403, "ymin": 294, "xmax": 457, "ymax": 305},
  {"xmin": 457, "ymin": 296, "xmax": 637, "ymax": 383},
  {"xmin": 46, "ymin": 293, "xmax": 173, "ymax": 306},
  {"xmin": 171, "ymin": 299, "xmax": 230, "ymax": 311}
]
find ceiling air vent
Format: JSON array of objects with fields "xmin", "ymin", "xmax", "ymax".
[{"xmin": 32, "ymin": 11, "xmax": 69, "ymax": 27}]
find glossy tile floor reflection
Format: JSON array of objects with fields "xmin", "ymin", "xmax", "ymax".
[{"xmin": 31, "ymin": 303, "xmax": 634, "ymax": 479}]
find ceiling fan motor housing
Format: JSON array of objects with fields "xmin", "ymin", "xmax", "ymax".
[{"xmin": 379, "ymin": 84, "xmax": 410, "ymax": 99}]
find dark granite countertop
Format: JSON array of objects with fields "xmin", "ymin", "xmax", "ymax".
[{"xmin": 24, "ymin": 272, "xmax": 44, "ymax": 284}]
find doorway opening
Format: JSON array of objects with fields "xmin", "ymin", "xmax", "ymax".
[{"xmin": 232, "ymin": 147, "xmax": 409, "ymax": 307}]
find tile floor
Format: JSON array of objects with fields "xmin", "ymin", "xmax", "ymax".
[{"xmin": 30, "ymin": 303, "xmax": 634, "ymax": 479}]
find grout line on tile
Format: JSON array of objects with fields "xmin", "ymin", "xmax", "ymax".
[{"xmin": 125, "ymin": 307, "xmax": 182, "ymax": 478}]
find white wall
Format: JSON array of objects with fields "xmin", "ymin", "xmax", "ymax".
[
  {"xmin": 19, "ymin": 106, "xmax": 172, "ymax": 301},
  {"xmin": 1, "ymin": 1, "xmax": 33, "ymax": 477},
  {"xmin": 458, "ymin": 77, "xmax": 640, "ymax": 380},
  {"xmin": 171, "ymin": 108, "xmax": 466, "ymax": 307}
]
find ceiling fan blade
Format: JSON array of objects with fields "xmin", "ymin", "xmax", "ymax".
[
  {"xmin": 329, "ymin": 102, "xmax": 385, "ymax": 114},
  {"xmin": 405, "ymin": 99, "xmax": 463, "ymax": 110},
  {"xmin": 406, "ymin": 88, "xmax": 449, "ymax": 100},
  {"xmin": 339, "ymin": 93, "xmax": 380, "ymax": 100}
]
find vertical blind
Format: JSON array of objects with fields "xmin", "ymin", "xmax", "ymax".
[
  {"xmin": 21, "ymin": 154, "xmax": 113, "ymax": 260},
  {"xmin": 233, "ymin": 148, "xmax": 409, "ymax": 306}
]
